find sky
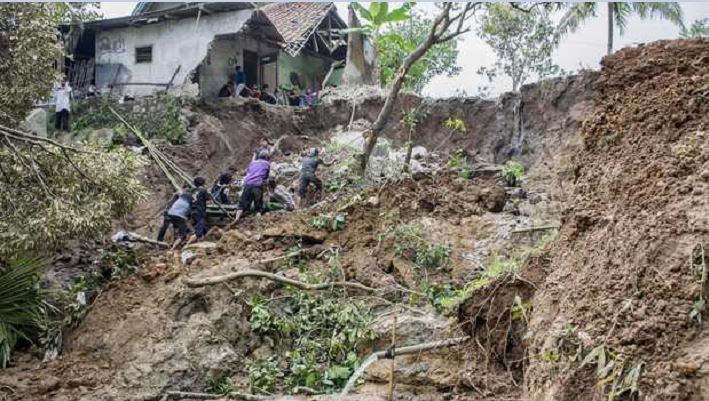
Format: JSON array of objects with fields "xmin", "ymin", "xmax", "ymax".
[{"xmin": 100, "ymin": 1, "xmax": 709, "ymax": 97}]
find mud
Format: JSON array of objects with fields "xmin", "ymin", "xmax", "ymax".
[{"xmin": 5, "ymin": 38, "xmax": 708, "ymax": 401}]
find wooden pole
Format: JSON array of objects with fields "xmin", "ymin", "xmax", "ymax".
[{"xmin": 387, "ymin": 315, "xmax": 397, "ymax": 401}]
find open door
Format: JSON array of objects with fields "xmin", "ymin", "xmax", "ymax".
[
  {"xmin": 260, "ymin": 54, "xmax": 277, "ymax": 91},
  {"xmin": 243, "ymin": 49, "xmax": 259, "ymax": 88}
]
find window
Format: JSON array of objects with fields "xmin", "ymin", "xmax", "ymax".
[{"xmin": 135, "ymin": 46, "xmax": 152, "ymax": 63}]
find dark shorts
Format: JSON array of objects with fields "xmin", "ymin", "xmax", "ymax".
[
  {"xmin": 298, "ymin": 172, "xmax": 322, "ymax": 197},
  {"xmin": 239, "ymin": 184, "xmax": 264, "ymax": 214},
  {"xmin": 168, "ymin": 215, "xmax": 189, "ymax": 241}
]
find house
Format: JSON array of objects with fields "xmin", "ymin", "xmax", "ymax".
[{"xmin": 65, "ymin": 2, "xmax": 348, "ymax": 98}]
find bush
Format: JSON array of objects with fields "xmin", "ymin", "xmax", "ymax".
[
  {"xmin": 502, "ymin": 160, "xmax": 525, "ymax": 187},
  {"xmin": 248, "ymin": 289, "xmax": 374, "ymax": 393},
  {"xmin": 389, "ymin": 224, "xmax": 451, "ymax": 269},
  {"xmin": 72, "ymin": 94, "xmax": 187, "ymax": 145},
  {"xmin": 205, "ymin": 375, "xmax": 235, "ymax": 395},
  {"xmin": 0, "ymin": 256, "xmax": 47, "ymax": 368}
]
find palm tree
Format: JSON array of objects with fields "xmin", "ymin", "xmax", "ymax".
[
  {"xmin": 560, "ymin": 2, "xmax": 684, "ymax": 55},
  {"xmin": 0, "ymin": 256, "xmax": 46, "ymax": 368}
]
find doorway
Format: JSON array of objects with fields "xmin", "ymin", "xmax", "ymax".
[
  {"xmin": 243, "ymin": 50, "xmax": 259, "ymax": 88},
  {"xmin": 260, "ymin": 54, "xmax": 277, "ymax": 91}
]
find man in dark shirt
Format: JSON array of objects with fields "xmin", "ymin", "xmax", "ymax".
[
  {"xmin": 298, "ymin": 148, "xmax": 332, "ymax": 207},
  {"xmin": 261, "ymin": 84, "xmax": 277, "ymax": 105},
  {"xmin": 190, "ymin": 176, "xmax": 209, "ymax": 243},
  {"xmin": 218, "ymin": 81, "xmax": 234, "ymax": 98}
]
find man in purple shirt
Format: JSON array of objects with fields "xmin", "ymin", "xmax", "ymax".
[{"xmin": 233, "ymin": 150, "xmax": 270, "ymax": 223}]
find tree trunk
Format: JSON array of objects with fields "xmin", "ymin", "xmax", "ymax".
[
  {"xmin": 342, "ymin": 5, "xmax": 377, "ymax": 86},
  {"xmin": 403, "ymin": 135, "xmax": 414, "ymax": 173},
  {"xmin": 360, "ymin": 36, "xmax": 436, "ymax": 173},
  {"xmin": 607, "ymin": 2, "xmax": 614, "ymax": 55}
]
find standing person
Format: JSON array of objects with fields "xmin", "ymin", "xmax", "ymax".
[
  {"xmin": 189, "ymin": 176, "xmax": 209, "ymax": 244},
  {"xmin": 157, "ymin": 186, "xmax": 184, "ymax": 242},
  {"xmin": 166, "ymin": 186, "xmax": 193, "ymax": 248},
  {"xmin": 253, "ymin": 138, "xmax": 270, "ymax": 161},
  {"xmin": 234, "ymin": 65, "xmax": 246, "ymax": 86},
  {"xmin": 54, "ymin": 79, "xmax": 72, "ymax": 132},
  {"xmin": 233, "ymin": 150, "xmax": 270, "ymax": 223},
  {"xmin": 298, "ymin": 148, "xmax": 331, "ymax": 207}
]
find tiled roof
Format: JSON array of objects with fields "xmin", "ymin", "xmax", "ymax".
[{"xmin": 261, "ymin": 2, "xmax": 335, "ymax": 56}]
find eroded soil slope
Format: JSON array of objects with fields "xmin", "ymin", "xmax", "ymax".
[{"xmin": 525, "ymin": 38, "xmax": 709, "ymax": 401}]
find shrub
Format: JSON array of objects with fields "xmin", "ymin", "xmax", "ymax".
[
  {"xmin": 0, "ymin": 256, "xmax": 47, "ymax": 368},
  {"xmin": 248, "ymin": 290, "xmax": 374, "ymax": 393},
  {"xmin": 205, "ymin": 375, "xmax": 235, "ymax": 395},
  {"xmin": 502, "ymin": 160, "xmax": 525, "ymax": 187}
]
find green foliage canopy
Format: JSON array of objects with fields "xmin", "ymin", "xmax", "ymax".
[
  {"xmin": 375, "ymin": 14, "xmax": 461, "ymax": 94},
  {"xmin": 476, "ymin": 4, "xmax": 562, "ymax": 92},
  {"xmin": 0, "ymin": 3, "xmax": 63, "ymax": 126},
  {"xmin": 681, "ymin": 18, "xmax": 709, "ymax": 38}
]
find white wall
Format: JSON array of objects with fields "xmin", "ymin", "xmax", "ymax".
[{"xmin": 95, "ymin": 10, "xmax": 254, "ymax": 96}]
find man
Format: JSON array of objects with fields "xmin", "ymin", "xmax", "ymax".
[
  {"xmin": 166, "ymin": 186, "xmax": 193, "ymax": 248},
  {"xmin": 233, "ymin": 150, "xmax": 270, "ymax": 223},
  {"xmin": 211, "ymin": 172, "xmax": 232, "ymax": 204},
  {"xmin": 261, "ymin": 84, "xmax": 277, "ymax": 105},
  {"xmin": 298, "ymin": 148, "xmax": 331, "ymax": 207},
  {"xmin": 54, "ymin": 79, "xmax": 72, "ymax": 132},
  {"xmin": 190, "ymin": 176, "xmax": 209, "ymax": 242},
  {"xmin": 218, "ymin": 80, "xmax": 234, "ymax": 98},
  {"xmin": 234, "ymin": 65, "xmax": 246, "ymax": 86},
  {"xmin": 267, "ymin": 178, "xmax": 296, "ymax": 211},
  {"xmin": 253, "ymin": 138, "xmax": 270, "ymax": 161},
  {"xmin": 157, "ymin": 186, "xmax": 185, "ymax": 242}
]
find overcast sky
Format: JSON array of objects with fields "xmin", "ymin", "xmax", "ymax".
[{"xmin": 101, "ymin": 2, "xmax": 709, "ymax": 97}]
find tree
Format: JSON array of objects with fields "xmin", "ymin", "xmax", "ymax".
[
  {"xmin": 476, "ymin": 4, "xmax": 562, "ymax": 92},
  {"xmin": 376, "ymin": 13, "xmax": 461, "ymax": 94},
  {"xmin": 0, "ymin": 3, "xmax": 63, "ymax": 126},
  {"xmin": 559, "ymin": 2, "xmax": 684, "ymax": 55},
  {"xmin": 359, "ymin": 2, "xmax": 482, "ymax": 173},
  {"xmin": 680, "ymin": 18, "xmax": 709, "ymax": 38},
  {"xmin": 0, "ymin": 4, "xmax": 147, "ymax": 259}
]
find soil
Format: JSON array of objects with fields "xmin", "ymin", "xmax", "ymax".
[{"xmin": 3, "ymin": 38, "xmax": 708, "ymax": 401}]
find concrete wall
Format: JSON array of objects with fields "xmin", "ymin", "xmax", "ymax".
[
  {"xmin": 95, "ymin": 10, "xmax": 253, "ymax": 97},
  {"xmin": 199, "ymin": 34, "xmax": 279, "ymax": 98},
  {"xmin": 277, "ymin": 51, "xmax": 332, "ymax": 93}
]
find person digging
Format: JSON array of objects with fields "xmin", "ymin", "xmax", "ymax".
[
  {"xmin": 298, "ymin": 148, "xmax": 333, "ymax": 208},
  {"xmin": 232, "ymin": 150, "xmax": 271, "ymax": 224},
  {"xmin": 164, "ymin": 185, "xmax": 193, "ymax": 249},
  {"xmin": 185, "ymin": 176, "xmax": 209, "ymax": 246}
]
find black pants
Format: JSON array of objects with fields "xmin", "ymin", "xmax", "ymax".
[
  {"xmin": 55, "ymin": 110, "xmax": 70, "ymax": 131},
  {"xmin": 239, "ymin": 184, "xmax": 264, "ymax": 214},
  {"xmin": 157, "ymin": 214, "xmax": 170, "ymax": 242},
  {"xmin": 168, "ymin": 215, "xmax": 189, "ymax": 241},
  {"xmin": 298, "ymin": 172, "xmax": 322, "ymax": 197}
]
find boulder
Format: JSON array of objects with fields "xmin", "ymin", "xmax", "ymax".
[{"xmin": 411, "ymin": 145, "xmax": 428, "ymax": 160}]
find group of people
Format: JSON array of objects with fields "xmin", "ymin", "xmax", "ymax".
[
  {"xmin": 218, "ymin": 66, "xmax": 318, "ymax": 107},
  {"xmin": 157, "ymin": 145, "xmax": 329, "ymax": 247}
]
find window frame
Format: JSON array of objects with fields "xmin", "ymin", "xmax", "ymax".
[{"xmin": 135, "ymin": 46, "xmax": 153, "ymax": 64}]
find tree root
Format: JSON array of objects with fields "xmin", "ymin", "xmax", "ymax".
[{"xmin": 183, "ymin": 251, "xmax": 375, "ymax": 292}]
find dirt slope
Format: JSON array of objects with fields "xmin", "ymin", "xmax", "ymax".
[{"xmin": 525, "ymin": 38, "xmax": 709, "ymax": 401}]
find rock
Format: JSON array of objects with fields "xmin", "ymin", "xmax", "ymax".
[
  {"xmin": 410, "ymin": 160, "xmax": 424, "ymax": 175},
  {"xmin": 367, "ymin": 195, "xmax": 380, "ymax": 207},
  {"xmin": 20, "ymin": 108, "xmax": 47, "ymax": 137},
  {"xmin": 411, "ymin": 145, "xmax": 428, "ymax": 160},
  {"xmin": 506, "ymin": 187, "xmax": 526, "ymax": 199},
  {"xmin": 480, "ymin": 186, "xmax": 507, "ymax": 213},
  {"xmin": 86, "ymin": 128, "xmax": 115, "ymax": 146},
  {"xmin": 272, "ymin": 163, "xmax": 300, "ymax": 181},
  {"xmin": 180, "ymin": 250, "xmax": 196, "ymax": 265},
  {"xmin": 331, "ymin": 129, "xmax": 366, "ymax": 148}
]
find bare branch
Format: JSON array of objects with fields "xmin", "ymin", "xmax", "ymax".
[{"xmin": 184, "ymin": 268, "xmax": 376, "ymax": 292}]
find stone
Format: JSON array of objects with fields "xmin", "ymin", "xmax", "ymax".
[
  {"xmin": 20, "ymin": 107, "xmax": 48, "ymax": 137},
  {"xmin": 367, "ymin": 195, "xmax": 380, "ymax": 207},
  {"xmin": 411, "ymin": 145, "xmax": 428, "ymax": 160},
  {"xmin": 180, "ymin": 250, "xmax": 196, "ymax": 265}
]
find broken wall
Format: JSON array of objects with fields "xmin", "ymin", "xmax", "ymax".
[
  {"xmin": 278, "ymin": 51, "xmax": 332, "ymax": 91},
  {"xmin": 94, "ymin": 10, "xmax": 254, "ymax": 97},
  {"xmin": 200, "ymin": 34, "xmax": 280, "ymax": 98}
]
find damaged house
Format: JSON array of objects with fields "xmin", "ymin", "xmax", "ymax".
[{"xmin": 66, "ymin": 2, "xmax": 348, "ymax": 98}]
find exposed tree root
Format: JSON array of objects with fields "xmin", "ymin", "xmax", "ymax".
[{"xmin": 184, "ymin": 268, "xmax": 375, "ymax": 292}]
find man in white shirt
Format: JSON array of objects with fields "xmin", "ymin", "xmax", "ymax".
[{"xmin": 54, "ymin": 80, "xmax": 72, "ymax": 132}]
